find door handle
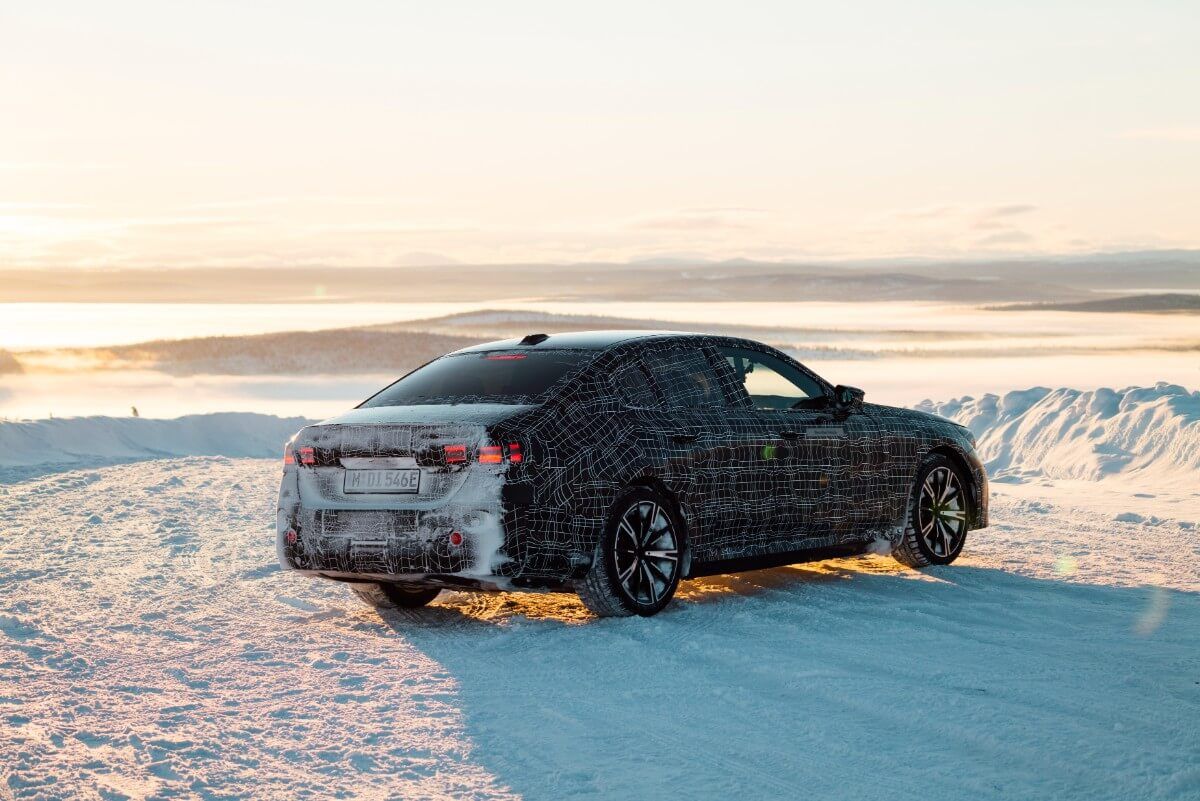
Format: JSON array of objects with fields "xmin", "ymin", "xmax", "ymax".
[
  {"xmin": 778, "ymin": 430, "xmax": 801, "ymax": 440},
  {"xmin": 671, "ymin": 432, "xmax": 700, "ymax": 444}
]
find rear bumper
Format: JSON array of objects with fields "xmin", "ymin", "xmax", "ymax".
[
  {"xmin": 276, "ymin": 447, "xmax": 522, "ymax": 581},
  {"xmin": 278, "ymin": 503, "xmax": 508, "ymax": 578}
]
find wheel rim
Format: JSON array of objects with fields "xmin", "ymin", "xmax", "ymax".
[
  {"xmin": 613, "ymin": 500, "xmax": 679, "ymax": 606},
  {"xmin": 917, "ymin": 466, "xmax": 967, "ymax": 558}
]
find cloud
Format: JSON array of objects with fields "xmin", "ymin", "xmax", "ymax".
[
  {"xmin": 631, "ymin": 214, "xmax": 749, "ymax": 231},
  {"xmin": 118, "ymin": 216, "xmax": 261, "ymax": 233},
  {"xmin": 0, "ymin": 162, "xmax": 120, "ymax": 171},
  {"xmin": 1118, "ymin": 127, "xmax": 1200, "ymax": 142},
  {"xmin": 0, "ymin": 202, "xmax": 87, "ymax": 211},
  {"xmin": 879, "ymin": 205, "xmax": 958, "ymax": 222},
  {"xmin": 309, "ymin": 221, "xmax": 479, "ymax": 236},
  {"xmin": 986, "ymin": 204, "xmax": 1037, "ymax": 217},
  {"xmin": 392, "ymin": 251, "xmax": 461, "ymax": 266},
  {"xmin": 188, "ymin": 196, "xmax": 404, "ymax": 210},
  {"xmin": 680, "ymin": 206, "xmax": 771, "ymax": 215},
  {"xmin": 975, "ymin": 230, "xmax": 1035, "ymax": 247},
  {"xmin": 629, "ymin": 207, "xmax": 765, "ymax": 232}
]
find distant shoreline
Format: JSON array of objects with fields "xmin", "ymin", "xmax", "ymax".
[
  {"xmin": 988, "ymin": 293, "xmax": 1200, "ymax": 314},
  {"xmin": 6, "ymin": 252, "xmax": 1200, "ymax": 305}
]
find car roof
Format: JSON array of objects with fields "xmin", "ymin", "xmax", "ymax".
[{"xmin": 451, "ymin": 329, "xmax": 702, "ymax": 353}]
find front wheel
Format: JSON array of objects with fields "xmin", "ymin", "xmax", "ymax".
[
  {"xmin": 893, "ymin": 454, "xmax": 970, "ymax": 567},
  {"xmin": 577, "ymin": 487, "xmax": 685, "ymax": 617},
  {"xmin": 350, "ymin": 582, "xmax": 441, "ymax": 609}
]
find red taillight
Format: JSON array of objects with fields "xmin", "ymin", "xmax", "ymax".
[
  {"xmin": 484, "ymin": 353, "xmax": 526, "ymax": 360},
  {"xmin": 443, "ymin": 441, "xmax": 525, "ymax": 465},
  {"xmin": 283, "ymin": 445, "xmax": 295, "ymax": 465},
  {"xmin": 449, "ymin": 531, "xmax": 463, "ymax": 547},
  {"xmin": 299, "ymin": 446, "xmax": 315, "ymax": 466}
]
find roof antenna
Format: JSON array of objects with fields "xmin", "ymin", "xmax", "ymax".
[{"xmin": 520, "ymin": 333, "xmax": 550, "ymax": 345}]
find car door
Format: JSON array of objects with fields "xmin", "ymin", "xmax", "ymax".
[
  {"xmin": 713, "ymin": 345, "xmax": 852, "ymax": 547},
  {"xmin": 635, "ymin": 344, "xmax": 751, "ymax": 562}
]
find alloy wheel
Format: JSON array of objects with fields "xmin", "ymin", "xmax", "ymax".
[
  {"xmin": 613, "ymin": 500, "xmax": 679, "ymax": 606},
  {"xmin": 917, "ymin": 466, "xmax": 967, "ymax": 558}
]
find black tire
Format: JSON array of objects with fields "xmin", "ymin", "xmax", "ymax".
[
  {"xmin": 577, "ymin": 486, "xmax": 686, "ymax": 618},
  {"xmin": 893, "ymin": 453, "xmax": 971, "ymax": 567},
  {"xmin": 349, "ymin": 582, "xmax": 441, "ymax": 609}
]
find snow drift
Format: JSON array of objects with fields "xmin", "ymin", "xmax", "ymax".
[
  {"xmin": 917, "ymin": 382, "xmax": 1200, "ymax": 482},
  {"xmin": 0, "ymin": 413, "xmax": 311, "ymax": 470}
]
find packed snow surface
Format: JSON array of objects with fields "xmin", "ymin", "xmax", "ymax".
[{"xmin": 1, "ymin": 459, "xmax": 1197, "ymax": 799}]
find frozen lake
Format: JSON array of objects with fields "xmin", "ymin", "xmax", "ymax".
[{"xmin": 1, "ymin": 300, "xmax": 1197, "ymax": 419}]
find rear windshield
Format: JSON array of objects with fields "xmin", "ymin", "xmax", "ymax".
[{"xmin": 360, "ymin": 349, "xmax": 592, "ymax": 407}]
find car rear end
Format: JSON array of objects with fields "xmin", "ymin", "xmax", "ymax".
[
  {"xmin": 276, "ymin": 345, "xmax": 591, "ymax": 590},
  {"xmin": 278, "ymin": 413, "xmax": 530, "ymax": 587}
]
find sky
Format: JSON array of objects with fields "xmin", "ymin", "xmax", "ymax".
[{"xmin": 1, "ymin": 0, "xmax": 1198, "ymax": 268}]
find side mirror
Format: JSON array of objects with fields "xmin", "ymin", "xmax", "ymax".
[{"xmin": 833, "ymin": 384, "xmax": 865, "ymax": 413}]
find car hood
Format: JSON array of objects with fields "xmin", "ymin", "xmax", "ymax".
[{"xmin": 317, "ymin": 403, "xmax": 539, "ymax": 428}]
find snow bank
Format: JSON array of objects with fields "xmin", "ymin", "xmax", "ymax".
[
  {"xmin": 917, "ymin": 382, "xmax": 1200, "ymax": 482},
  {"xmin": 0, "ymin": 413, "xmax": 311, "ymax": 469}
]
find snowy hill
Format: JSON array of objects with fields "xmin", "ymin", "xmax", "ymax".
[
  {"xmin": 916, "ymin": 382, "xmax": 1200, "ymax": 483},
  {"xmin": 0, "ymin": 413, "xmax": 310, "ymax": 472}
]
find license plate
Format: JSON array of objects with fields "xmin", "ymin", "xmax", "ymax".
[{"xmin": 343, "ymin": 469, "xmax": 421, "ymax": 494}]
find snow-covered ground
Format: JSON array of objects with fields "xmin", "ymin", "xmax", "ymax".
[
  {"xmin": 1, "ymin": 459, "xmax": 1196, "ymax": 800},
  {"xmin": 1, "ymin": 385, "xmax": 1198, "ymax": 799}
]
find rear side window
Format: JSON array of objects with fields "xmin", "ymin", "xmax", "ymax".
[
  {"xmin": 361, "ymin": 349, "xmax": 590, "ymax": 407},
  {"xmin": 642, "ymin": 348, "xmax": 726, "ymax": 408},
  {"xmin": 611, "ymin": 360, "xmax": 658, "ymax": 407}
]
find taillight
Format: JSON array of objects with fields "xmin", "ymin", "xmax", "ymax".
[
  {"xmin": 299, "ymin": 446, "xmax": 315, "ymax": 466},
  {"xmin": 443, "ymin": 441, "xmax": 525, "ymax": 465},
  {"xmin": 283, "ymin": 445, "xmax": 295, "ymax": 465}
]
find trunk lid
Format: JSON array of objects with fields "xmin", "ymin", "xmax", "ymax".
[{"xmin": 293, "ymin": 404, "xmax": 534, "ymax": 508}]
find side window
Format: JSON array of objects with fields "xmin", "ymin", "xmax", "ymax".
[
  {"xmin": 611, "ymin": 360, "xmax": 658, "ymax": 408},
  {"xmin": 642, "ymin": 347, "xmax": 726, "ymax": 409},
  {"xmin": 718, "ymin": 347, "xmax": 824, "ymax": 411}
]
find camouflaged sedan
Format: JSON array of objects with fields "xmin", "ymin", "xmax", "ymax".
[{"xmin": 277, "ymin": 331, "xmax": 988, "ymax": 617}]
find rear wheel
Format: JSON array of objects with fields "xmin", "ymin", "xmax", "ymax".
[
  {"xmin": 577, "ymin": 487, "xmax": 685, "ymax": 617},
  {"xmin": 893, "ymin": 454, "xmax": 970, "ymax": 567},
  {"xmin": 349, "ymin": 582, "xmax": 441, "ymax": 609}
]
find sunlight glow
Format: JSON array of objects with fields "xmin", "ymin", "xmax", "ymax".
[{"xmin": 2, "ymin": 1, "xmax": 1198, "ymax": 266}]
